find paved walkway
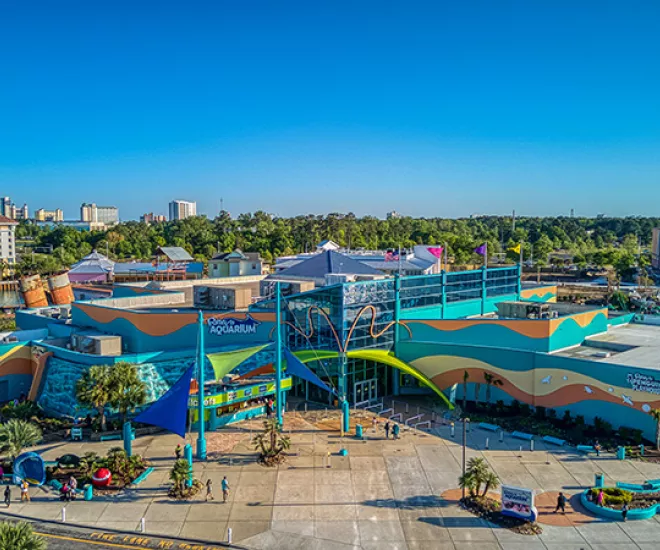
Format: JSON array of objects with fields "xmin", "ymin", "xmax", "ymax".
[{"xmin": 9, "ymin": 411, "xmax": 660, "ymax": 549}]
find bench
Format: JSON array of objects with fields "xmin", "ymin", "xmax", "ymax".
[
  {"xmin": 478, "ymin": 422, "xmax": 500, "ymax": 432},
  {"xmin": 99, "ymin": 434, "xmax": 122, "ymax": 442},
  {"xmin": 577, "ymin": 445, "xmax": 596, "ymax": 454},
  {"xmin": 542, "ymin": 435, "xmax": 566, "ymax": 446},
  {"xmin": 512, "ymin": 431, "xmax": 534, "ymax": 441}
]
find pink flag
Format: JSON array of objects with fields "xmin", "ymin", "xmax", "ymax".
[{"xmin": 427, "ymin": 247, "xmax": 444, "ymax": 259}]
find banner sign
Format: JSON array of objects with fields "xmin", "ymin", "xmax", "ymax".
[
  {"xmin": 208, "ymin": 314, "xmax": 261, "ymax": 336},
  {"xmin": 501, "ymin": 485, "xmax": 537, "ymax": 521}
]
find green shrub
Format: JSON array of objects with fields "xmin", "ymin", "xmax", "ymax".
[
  {"xmin": 547, "ymin": 408, "xmax": 557, "ymax": 420},
  {"xmin": 562, "ymin": 410, "xmax": 573, "ymax": 425},
  {"xmin": 590, "ymin": 487, "xmax": 633, "ymax": 506},
  {"xmin": 535, "ymin": 406, "xmax": 546, "ymax": 420},
  {"xmin": 575, "ymin": 415, "xmax": 585, "ymax": 426}
]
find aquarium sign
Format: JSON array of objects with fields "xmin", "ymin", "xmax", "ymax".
[
  {"xmin": 259, "ymin": 384, "xmax": 268, "ymax": 394},
  {"xmin": 627, "ymin": 372, "xmax": 660, "ymax": 395},
  {"xmin": 208, "ymin": 314, "xmax": 261, "ymax": 336},
  {"xmin": 501, "ymin": 485, "xmax": 536, "ymax": 521}
]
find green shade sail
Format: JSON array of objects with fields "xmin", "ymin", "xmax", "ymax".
[
  {"xmin": 293, "ymin": 348, "xmax": 453, "ymax": 409},
  {"xmin": 206, "ymin": 344, "xmax": 271, "ymax": 380}
]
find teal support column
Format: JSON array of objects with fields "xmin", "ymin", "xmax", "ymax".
[
  {"xmin": 184, "ymin": 443, "xmax": 193, "ymax": 487},
  {"xmin": 441, "ymin": 270, "xmax": 447, "ymax": 319},
  {"xmin": 517, "ymin": 263, "xmax": 522, "ymax": 299},
  {"xmin": 481, "ymin": 266, "xmax": 487, "ymax": 316},
  {"xmin": 339, "ymin": 351, "xmax": 349, "ymax": 433},
  {"xmin": 196, "ymin": 310, "xmax": 207, "ymax": 460},
  {"xmin": 122, "ymin": 421, "xmax": 132, "ymax": 457},
  {"xmin": 275, "ymin": 282, "xmax": 283, "ymax": 427},
  {"xmin": 209, "ymin": 408, "xmax": 218, "ymax": 431},
  {"xmin": 392, "ymin": 274, "xmax": 401, "ymax": 396}
]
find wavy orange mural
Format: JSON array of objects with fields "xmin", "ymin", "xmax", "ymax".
[
  {"xmin": 74, "ymin": 304, "xmax": 275, "ymax": 338},
  {"xmin": 520, "ymin": 286, "xmax": 557, "ymax": 299}
]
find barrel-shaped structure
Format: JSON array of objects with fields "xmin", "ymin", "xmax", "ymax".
[
  {"xmin": 19, "ymin": 274, "xmax": 48, "ymax": 308},
  {"xmin": 47, "ymin": 272, "xmax": 74, "ymax": 305}
]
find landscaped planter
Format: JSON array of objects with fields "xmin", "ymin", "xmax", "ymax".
[{"xmin": 580, "ymin": 490, "xmax": 659, "ymax": 521}]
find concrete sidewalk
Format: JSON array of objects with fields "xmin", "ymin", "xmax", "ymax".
[{"xmin": 9, "ymin": 411, "xmax": 660, "ymax": 550}]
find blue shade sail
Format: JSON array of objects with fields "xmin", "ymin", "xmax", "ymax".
[{"xmin": 283, "ymin": 347, "xmax": 336, "ymax": 395}]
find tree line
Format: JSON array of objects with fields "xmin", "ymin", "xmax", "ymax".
[{"xmin": 12, "ymin": 213, "xmax": 658, "ymax": 277}]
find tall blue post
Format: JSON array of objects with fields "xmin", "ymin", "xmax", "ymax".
[
  {"xmin": 122, "ymin": 421, "xmax": 132, "ymax": 457},
  {"xmin": 517, "ymin": 262, "xmax": 522, "ymax": 299},
  {"xmin": 184, "ymin": 443, "xmax": 193, "ymax": 487},
  {"xmin": 339, "ymin": 351, "xmax": 349, "ymax": 433},
  {"xmin": 441, "ymin": 270, "xmax": 447, "ymax": 319},
  {"xmin": 481, "ymin": 266, "xmax": 487, "ymax": 316},
  {"xmin": 276, "ymin": 282, "xmax": 283, "ymax": 427},
  {"xmin": 196, "ymin": 310, "xmax": 207, "ymax": 460},
  {"xmin": 392, "ymin": 274, "xmax": 401, "ymax": 396}
]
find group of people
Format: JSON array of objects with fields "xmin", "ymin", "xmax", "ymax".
[
  {"xmin": 3, "ymin": 478, "xmax": 38, "ymax": 507},
  {"xmin": 59, "ymin": 476, "xmax": 78, "ymax": 502},
  {"xmin": 372, "ymin": 418, "xmax": 400, "ymax": 439},
  {"xmin": 175, "ymin": 444, "xmax": 230, "ymax": 503}
]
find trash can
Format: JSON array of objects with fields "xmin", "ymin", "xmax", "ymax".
[
  {"xmin": 356, "ymin": 424, "xmax": 363, "ymax": 439},
  {"xmin": 640, "ymin": 444, "xmax": 645, "ymax": 456},
  {"xmin": 617, "ymin": 446, "xmax": 626, "ymax": 461},
  {"xmin": 594, "ymin": 473, "xmax": 604, "ymax": 488},
  {"xmin": 84, "ymin": 484, "xmax": 93, "ymax": 501}
]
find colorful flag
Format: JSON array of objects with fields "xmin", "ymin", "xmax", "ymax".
[
  {"xmin": 474, "ymin": 243, "xmax": 487, "ymax": 256},
  {"xmin": 508, "ymin": 244, "xmax": 521, "ymax": 254},
  {"xmin": 427, "ymin": 247, "xmax": 444, "ymax": 259}
]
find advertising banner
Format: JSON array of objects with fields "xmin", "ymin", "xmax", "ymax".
[{"xmin": 501, "ymin": 485, "xmax": 537, "ymax": 521}]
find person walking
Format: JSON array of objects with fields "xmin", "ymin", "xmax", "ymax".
[
  {"xmin": 221, "ymin": 476, "xmax": 230, "ymax": 503},
  {"xmin": 597, "ymin": 489, "xmax": 604, "ymax": 507},
  {"xmin": 175, "ymin": 444, "xmax": 182, "ymax": 460},
  {"xmin": 206, "ymin": 479, "xmax": 214, "ymax": 501},
  {"xmin": 554, "ymin": 492, "xmax": 567, "ymax": 514},
  {"xmin": 372, "ymin": 417, "xmax": 378, "ymax": 432},
  {"xmin": 594, "ymin": 440, "xmax": 602, "ymax": 457},
  {"xmin": 621, "ymin": 501, "xmax": 629, "ymax": 521},
  {"xmin": 69, "ymin": 475, "xmax": 78, "ymax": 499},
  {"xmin": 20, "ymin": 480, "xmax": 30, "ymax": 502},
  {"xmin": 4, "ymin": 485, "xmax": 10, "ymax": 508},
  {"xmin": 392, "ymin": 423, "xmax": 400, "ymax": 440},
  {"xmin": 384, "ymin": 421, "xmax": 391, "ymax": 439}
]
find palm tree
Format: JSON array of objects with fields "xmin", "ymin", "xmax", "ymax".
[
  {"xmin": 0, "ymin": 419, "xmax": 43, "ymax": 459},
  {"xmin": 76, "ymin": 365, "xmax": 114, "ymax": 431},
  {"xmin": 481, "ymin": 470, "xmax": 500, "ymax": 497},
  {"xmin": 169, "ymin": 459, "xmax": 190, "ymax": 492},
  {"xmin": 0, "ymin": 522, "xmax": 46, "ymax": 550},
  {"xmin": 109, "ymin": 362, "xmax": 147, "ymax": 424},
  {"xmin": 483, "ymin": 373, "xmax": 504, "ymax": 405},
  {"xmin": 474, "ymin": 381, "xmax": 481, "ymax": 408},
  {"xmin": 458, "ymin": 471, "xmax": 478, "ymax": 497},
  {"xmin": 253, "ymin": 418, "xmax": 291, "ymax": 464},
  {"xmin": 651, "ymin": 409, "xmax": 660, "ymax": 450},
  {"xmin": 462, "ymin": 371, "xmax": 469, "ymax": 411},
  {"xmin": 466, "ymin": 457, "xmax": 490, "ymax": 495}
]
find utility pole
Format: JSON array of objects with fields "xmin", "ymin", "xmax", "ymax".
[
  {"xmin": 220, "ymin": 197, "xmax": 224, "ymax": 213},
  {"xmin": 512, "ymin": 209, "xmax": 516, "ymax": 233}
]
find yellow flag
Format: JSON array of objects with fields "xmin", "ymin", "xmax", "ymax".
[{"xmin": 509, "ymin": 243, "xmax": 521, "ymax": 254}]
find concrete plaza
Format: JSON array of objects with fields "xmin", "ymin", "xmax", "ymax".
[{"xmin": 8, "ymin": 410, "xmax": 660, "ymax": 550}]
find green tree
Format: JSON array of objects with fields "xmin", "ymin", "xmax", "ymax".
[
  {"xmin": 76, "ymin": 365, "xmax": 114, "ymax": 431},
  {"xmin": 253, "ymin": 418, "xmax": 291, "ymax": 465},
  {"xmin": 0, "ymin": 522, "xmax": 46, "ymax": 550},
  {"xmin": 483, "ymin": 372, "xmax": 503, "ymax": 405},
  {"xmin": 0, "ymin": 419, "xmax": 43, "ymax": 459},
  {"xmin": 110, "ymin": 362, "xmax": 147, "ymax": 424},
  {"xmin": 462, "ymin": 371, "xmax": 469, "ymax": 412},
  {"xmin": 533, "ymin": 235, "xmax": 553, "ymax": 266},
  {"xmin": 169, "ymin": 459, "xmax": 190, "ymax": 493},
  {"xmin": 651, "ymin": 409, "xmax": 660, "ymax": 451}
]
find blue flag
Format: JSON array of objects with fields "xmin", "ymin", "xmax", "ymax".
[
  {"xmin": 283, "ymin": 348, "xmax": 336, "ymax": 395},
  {"xmin": 134, "ymin": 365, "xmax": 194, "ymax": 438}
]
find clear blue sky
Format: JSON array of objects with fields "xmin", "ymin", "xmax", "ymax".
[{"xmin": 1, "ymin": 1, "xmax": 659, "ymax": 220}]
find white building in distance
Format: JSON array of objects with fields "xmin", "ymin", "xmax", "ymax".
[
  {"xmin": 0, "ymin": 216, "xmax": 18, "ymax": 264},
  {"xmin": 169, "ymin": 200, "xmax": 197, "ymax": 221},
  {"xmin": 81, "ymin": 203, "xmax": 119, "ymax": 225}
]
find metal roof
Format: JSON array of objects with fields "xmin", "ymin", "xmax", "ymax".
[
  {"xmin": 276, "ymin": 250, "xmax": 382, "ymax": 279},
  {"xmin": 158, "ymin": 247, "xmax": 194, "ymax": 262}
]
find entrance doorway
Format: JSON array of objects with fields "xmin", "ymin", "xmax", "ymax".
[{"xmin": 354, "ymin": 378, "xmax": 378, "ymax": 405}]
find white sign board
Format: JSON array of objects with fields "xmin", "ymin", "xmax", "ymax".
[{"xmin": 501, "ymin": 485, "xmax": 537, "ymax": 521}]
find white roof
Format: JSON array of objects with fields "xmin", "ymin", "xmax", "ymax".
[{"xmin": 70, "ymin": 250, "xmax": 114, "ymax": 274}]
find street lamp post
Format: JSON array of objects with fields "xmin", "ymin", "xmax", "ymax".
[{"xmin": 462, "ymin": 417, "xmax": 470, "ymax": 499}]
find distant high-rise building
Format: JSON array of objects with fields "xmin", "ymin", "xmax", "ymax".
[
  {"xmin": 386, "ymin": 211, "xmax": 402, "ymax": 220},
  {"xmin": 169, "ymin": 200, "xmax": 197, "ymax": 221},
  {"xmin": 0, "ymin": 215, "xmax": 18, "ymax": 264},
  {"xmin": 140, "ymin": 213, "xmax": 167, "ymax": 224},
  {"xmin": 570, "ymin": 208, "xmax": 574, "ymax": 218},
  {"xmin": 0, "ymin": 198, "xmax": 28, "ymax": 220},
  {"xmin": 81, "ymin": 203, "xmax": 119, "ymax": 225},
  {"xmin": 34, "ymin": 208, "xmax": 64, "ymax": 222}
]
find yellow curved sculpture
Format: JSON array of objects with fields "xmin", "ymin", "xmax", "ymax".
[{"xmin": 293, "ymin": 348, "xmax": 453, "ymax": 409}]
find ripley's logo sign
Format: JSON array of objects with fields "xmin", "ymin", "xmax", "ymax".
[{"xmin": 207, "ymin": 314, "xmax": 261, "ymax": 336}]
